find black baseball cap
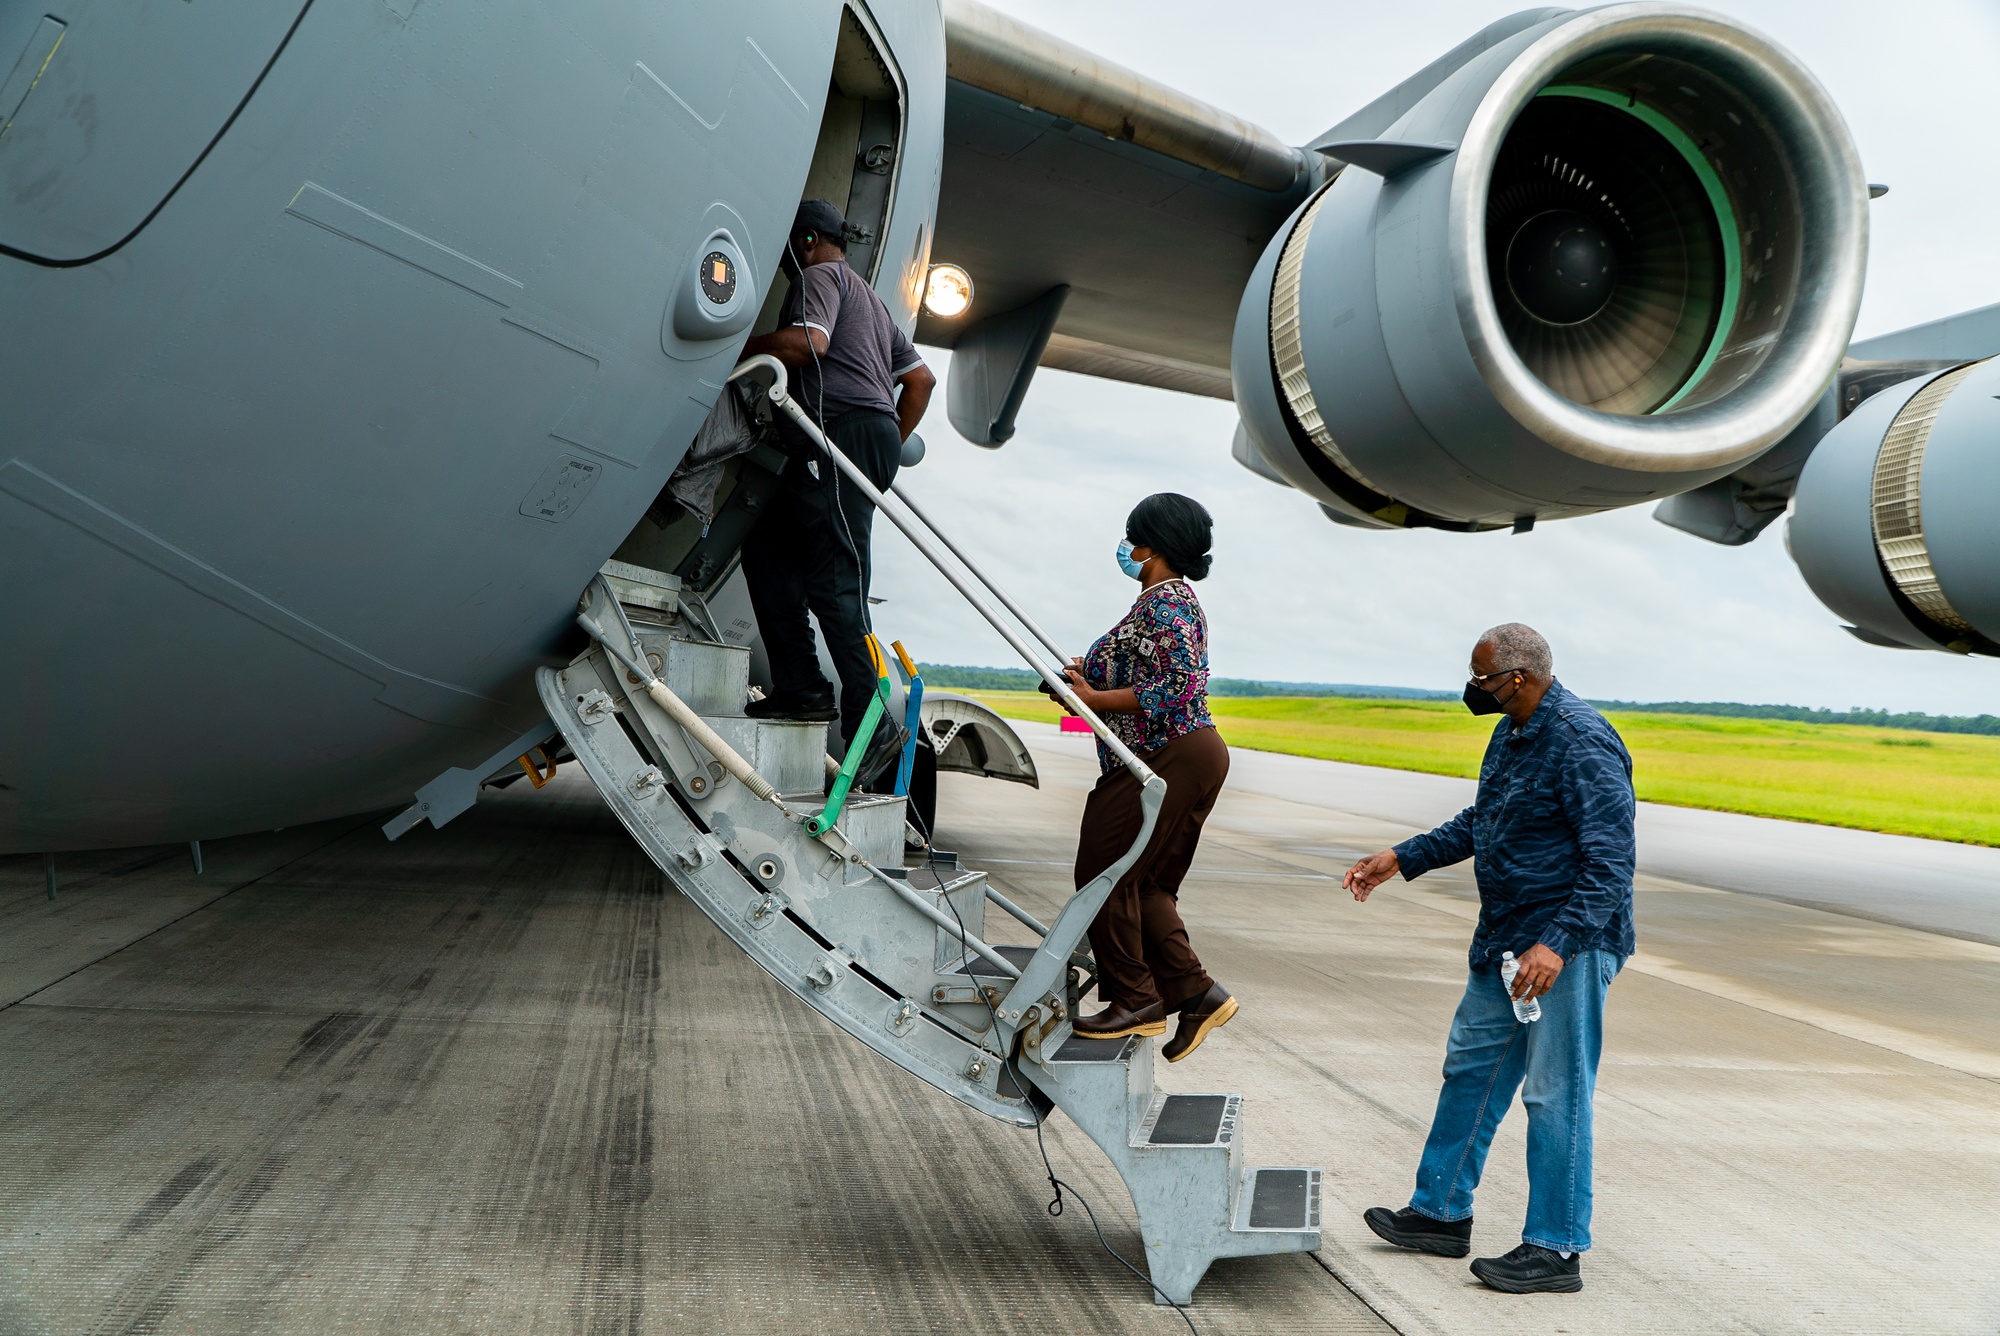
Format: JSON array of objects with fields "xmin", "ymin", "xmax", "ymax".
[{"xmin": 793, "ymin": 198, "xmax": 848, "ymax": 247}]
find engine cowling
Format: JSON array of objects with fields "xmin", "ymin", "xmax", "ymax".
[
  {"xmin": 1787, "ymin": 359, "xmax": 2000, "ymax": 656},
  {"xmin": 1232, "ymin": 5, "xmax": 1868, "ymax": 530}
]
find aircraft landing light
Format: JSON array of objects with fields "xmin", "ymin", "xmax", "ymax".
[{"xmin": 923, "ymin": 263, "xmax": 974, "ymax": 318}]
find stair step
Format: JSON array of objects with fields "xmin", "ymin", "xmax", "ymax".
[
  {"xmin": 819, "ymin": 791, "xmax": 906, "ymax": 868},
  {"xmin": 956, "ymin": 943, "xmax": 1039, "ymax": 977},
  {"xmin": 547, "ymin": 605, "xmax": 1324, "ymax": 1309},
  {"xmin": 1236, "ymin": 1166, "xmax": 1322, "ymax": 1233},
  {"xmin": 541, "ymin": 656, "xmax": 1042, "ymax": 1130},
  {"xmin": 1137, "ymin": 1093, "xmax": 1239, "ymax": 1147},
  {"xmin": 659, "ymin": 638, "xmax": 750, "ymax": 716},
  {"xmin": 702, "ymin": 714, "xmax": 826, "ymax": 795},
  {"xmin": 610, "ymin": 624, "xmax": 748, "ymax": 717},
  {"xmin": 1050, "ymin": 1033, "xmax": 1135, "ymax": 1063}
]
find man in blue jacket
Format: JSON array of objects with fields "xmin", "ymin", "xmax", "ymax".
[{"xmin": 1343, "ymin": 623, "xmax": 1634, "ymax": 1295}]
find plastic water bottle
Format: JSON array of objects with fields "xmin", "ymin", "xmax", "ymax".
[{"xmin": 1499, "ymin": 951, "xmax": 1542, "ymax": 1023}]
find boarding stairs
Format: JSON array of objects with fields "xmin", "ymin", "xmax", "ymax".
[{"xmin": 537, "ymin": 357, "xmax": 1320, "ymax": 1305}]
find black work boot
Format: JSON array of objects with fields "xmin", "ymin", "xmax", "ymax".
[
  {"xmin": 1470, "ymin": 1243, "xmax": 1583, "ymax": 1293},
  {"xmin": 855, "ymin": 720, "xmax": 910, "ymax": 787},
  {"xmin": 1363, "ymin": 1206, "xmax": 1472, "ymax": 1258}
]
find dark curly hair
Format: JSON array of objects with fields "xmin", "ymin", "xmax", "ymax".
[{"xmin": 1126, "ymin": 492, "xmax": 1213, "ymax": 581}]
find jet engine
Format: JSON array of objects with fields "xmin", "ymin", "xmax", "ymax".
[
  {"xmin": 1232, "ymin": 5, "xmax": 1868, "ymax": 530},
  {"xmin": 1786, "ymin": 359, "xmax": 2000, "ymax": 657}
]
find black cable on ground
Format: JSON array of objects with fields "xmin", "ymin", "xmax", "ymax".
[
  {"xmin": 1028, "ymin": 1115, "xmax": 1198, "ymax": 1336},
  {"xmin": 921, "ymin": 831, "xmax": 1199, "ymax": 1334}
]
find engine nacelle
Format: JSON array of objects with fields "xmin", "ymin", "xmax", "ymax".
[
  {"xmin": 1233, "ymin": 5, "xmax": 1867, "ymax": 530},
  {"xmin": 1787, "ymin": 359, "xmax": 2000, "ymax": 656}
]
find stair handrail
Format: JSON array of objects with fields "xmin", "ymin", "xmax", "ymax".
[
  {"xmin": 984, "ymin": 885, "xmax": 1050, "ymax": 938},
  {"xmin": 885, "ymin": 481, "xmax": 1071, "ymax": 670},
  {"xmin": 726, "ymin": 357, "xmax": 1154, "ymax": 787},
  {"xmin": 729, "ymin": 355, "xmax": 1166, "ymax": 1046}
]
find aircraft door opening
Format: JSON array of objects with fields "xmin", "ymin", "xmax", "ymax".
[
  {"xmin": 753, "ymin": 2, "xmax": 906, "ymax": 340},
  {"xmin": 829, "ymin": 5, "xmax": 905, "ymax": 283}
]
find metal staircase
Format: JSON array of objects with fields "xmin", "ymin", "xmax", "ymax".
[{"xmin": 538, "ymin": 357, "xmax": 1321, "ymax": 1304}]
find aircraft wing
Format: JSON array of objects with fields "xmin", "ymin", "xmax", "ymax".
[
  {"xmin": 921, "ymin": 1, "xmax": 1566, "ymax": 443},
  {"xmin": 920, "ymin": 0, "xmax": 1311, "ymax": 440},
  {"xmin": 925, "ymin": 3, "xmax": 1998, "ymax": 662}
]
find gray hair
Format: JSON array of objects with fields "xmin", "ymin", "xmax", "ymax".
[{"xmin": 1477, "ymin": 623, "xmax": 1553, "ymax": 679}]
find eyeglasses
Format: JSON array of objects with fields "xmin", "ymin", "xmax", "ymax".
[{"xmin": 1467, "ymin": 666, "xmax": 1526, "ymax": 688}]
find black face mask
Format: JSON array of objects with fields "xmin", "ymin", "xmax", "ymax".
[{"xmin": 1462, "ymin": 681, "xmax": 1505, "ymax": 716}]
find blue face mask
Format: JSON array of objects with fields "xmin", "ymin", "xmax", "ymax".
[{"xmin": 1116, "ymin": 538, "xmax": 1145, "ymax": 580}]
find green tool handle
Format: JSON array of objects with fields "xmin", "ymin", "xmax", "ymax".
[{"xmin": 807, "ymin": 675, "xmax": 892, "ymax": 838}]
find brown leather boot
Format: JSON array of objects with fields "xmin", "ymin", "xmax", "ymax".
[
  {"xmin": 1162, "ymin": 982, "xmax": 1238, "ymax": 1062},
  {"xmin": 1072, "ymin": 998, "xmax": 1167, "ymax": 1038}
]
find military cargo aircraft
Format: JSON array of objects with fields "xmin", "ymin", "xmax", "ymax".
[
  {"xmin": 2, "ymin": 0, "xmax": 1990, "ymax": 855},
  {"xmin": 8, "ymin": 0, "xmax": 1995, "ymax": 1304}
]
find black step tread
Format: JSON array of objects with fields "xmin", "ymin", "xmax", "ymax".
[
  {"xmin": 955, "ymin": 944, "xmax": 1038, "ymax": 977},
  {"xmin": 1149, "ymin": 1094, "xmax": 1230, "ymax": 1145},
  {"xmin": 1050, "ymin": 1033, "xmax": 1134, "ymax": 1063},
  {"xmin": 1248, "ymin": 1168, "xmax": 1315, "ymax": 1230}
]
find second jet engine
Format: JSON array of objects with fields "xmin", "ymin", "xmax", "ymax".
[
  {"xmin": 1232, "ymin": 5, "xmax": 1868, "ymax": 530},
  {"xmin": 1787, "ymin": 358, "xmax": 2000, "ymax": 657}
]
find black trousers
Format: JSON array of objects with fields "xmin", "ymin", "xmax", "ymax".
[
  {"xmin": 740, "ymin": 408, "xmax": 901, "ymax": 750},
  {"xmin": 1075, "ymin": 727, "xmax": 1228, "ymax": 1011}
]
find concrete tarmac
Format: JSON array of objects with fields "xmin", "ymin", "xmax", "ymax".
[
  {"xmin": 0, "ymin": 778, "xmax": 1385, "ymax": 1335},
  {"xmin": 2, "ymin": 725, "xmax": 1996, "ymax": 1334}
]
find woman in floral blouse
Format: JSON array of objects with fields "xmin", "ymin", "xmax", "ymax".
[{"xmin": 1059, "ymin": 493, "xmax": 1237, "ymax": 1062}]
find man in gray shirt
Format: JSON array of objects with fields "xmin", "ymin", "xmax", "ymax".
[{"xmin": 738, "ymin": 200, "xmax": 936, "ymax": 781}]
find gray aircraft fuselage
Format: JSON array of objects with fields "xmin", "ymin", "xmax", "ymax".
[
  {"xmin": 6, "ymin": 0, "xmax": 1986, "ymax": 855},
  {"xmin": 0, "ymin": 0, "xmax": 945, "ymax": 852}
]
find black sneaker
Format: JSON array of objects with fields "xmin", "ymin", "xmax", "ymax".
[
  {"xmin": 855, "ymin": 720, "xmax": 910, "ymax": 788},
  {"xmin": 1362, "ymin": 1206, "xmax": 1472, "ymax": 1258},
  {"xmin": 747, "ymin": 693, "xmax": 838, "ymax": 722},
  {"xmin": 1469, "ymin": 1243, "xmax": 1582, "ymax": 1293}
]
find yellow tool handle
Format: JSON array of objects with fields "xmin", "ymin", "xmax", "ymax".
[{"xmin": 890, "ymin": 639, "xmax": 919, "ymax": 681}]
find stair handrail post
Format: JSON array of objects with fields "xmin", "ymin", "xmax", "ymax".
[
  {"xmin": 983, "ymin": 884, "xmax": 1050, "ymax": 938},
  {"xmin": 726, "ymin": 356, "xmax": 1156, "ymax": 787},
  {"xmin": 995, "ymin": 772, "xmax": 1163, "ymax": 1041}
]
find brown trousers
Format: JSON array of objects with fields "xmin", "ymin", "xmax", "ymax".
[{"xmin": 1074, "ymin": 725, "xmax": 1229, "ymax": 1011}]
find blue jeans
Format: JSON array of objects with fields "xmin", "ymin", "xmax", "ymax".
[{"xmin": 1408, "ymin": 948, "xmax": 1623, "ymax": 1252}]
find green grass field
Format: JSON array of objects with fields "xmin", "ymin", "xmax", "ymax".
[{"xmin": 960, "ymin": 691, "xmax": 2000, "ymax": 847}]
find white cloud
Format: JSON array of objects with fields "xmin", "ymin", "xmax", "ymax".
[{"xmin": 873, "ymin": 2, "xmax": 2000, "ymax": 716}]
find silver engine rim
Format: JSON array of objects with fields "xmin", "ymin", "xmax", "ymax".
[{"xmin": 1450, "ymin": 4, "xmax": 1868, "ymax": 473}]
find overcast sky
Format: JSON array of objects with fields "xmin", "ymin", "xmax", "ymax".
[{"xmin": 875, "ymin": 0, "xmax": 2000, "ymax": 714}]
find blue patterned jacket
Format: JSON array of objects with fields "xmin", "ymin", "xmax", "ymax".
[
  {"xmin": 1394, "ymin": 680, "xmax": 1636, "ymax": 968},
  {"xmin": 1080, "ymin": 578, "xmax": 1213, "ymax": 774}
]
